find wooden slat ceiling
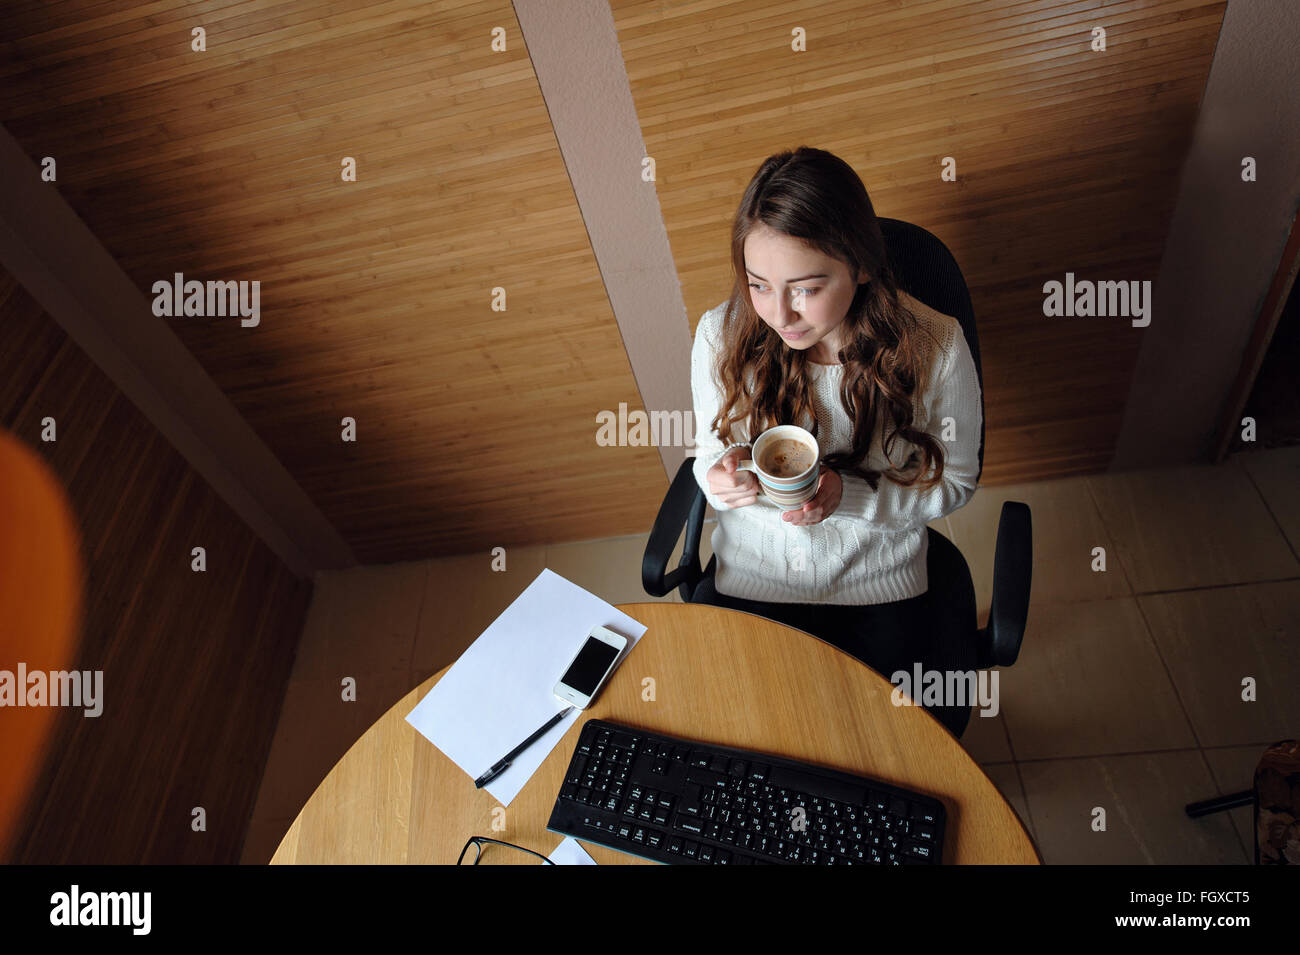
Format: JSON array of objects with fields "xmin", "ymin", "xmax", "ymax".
[
  {"xmin": 1, "ymin": 0, "xmax": 1227, "ymax": 564},
  {"xmin": 0, "ymin": 0, "xmax": 665, "ymax": 563},
  {"xmin": 611, "ymin": 0, "xmax": 1226, "ymax": 484}
]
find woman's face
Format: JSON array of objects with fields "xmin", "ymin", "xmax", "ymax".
[{"xmin": 743, "ymin": 223, "xmax": 869, "ymax": 363}]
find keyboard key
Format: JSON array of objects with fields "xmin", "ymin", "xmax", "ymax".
[
  {"xmin": 667, "ymin": 837, "xmax": 683, "ymax": 854},
  {"xmin": 709, "ymin": 755, "xmax": 728, "ymax": 773},
  {"xmin": 729, "ymin": 759, "xmax": 748, "ymax": 777},
  {"xmin": 647, "ymin": 831, "xmax": 663, "ymax": 849},
  {"xmin": 906, "ymin": 841, "xmax": 933, "ymax": 860},
  {"xmin": 698, "ymin": 844, "xmax": 715, "ymax": 863},
  {"xmin": 683, "ymin": 840, "xmax": 699, "ymax": 859},
  {"xmin": 689, "ymin": 752, "xmax": 711, "ymax": 769},
  {"xmin": 566, "ymin": 756, "xmax": 587, "ymax": 784},
  {"xmin": 674, "ymin": 817, "xmax": 705, "ymax": 836},
  {"xmin": 889, "ymin": 795, "xmax": 909, "ymax": 819},
  {"xmin": 911, "ymin": 804, "xmax": 940, "ymax": 825}
]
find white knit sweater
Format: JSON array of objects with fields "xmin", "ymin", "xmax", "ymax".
[{"xmin": 690, "ymin": 292, "xmax": 983, "ymax": 605}]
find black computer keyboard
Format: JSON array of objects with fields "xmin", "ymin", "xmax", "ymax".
[{"xmin": 546, "ymin": 719, "xmax": 946, "ymax": 865}]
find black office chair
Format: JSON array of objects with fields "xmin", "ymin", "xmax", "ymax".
[{"xmin": 641, "ymin": 218, "xmax": 1033, "ymax": 736}]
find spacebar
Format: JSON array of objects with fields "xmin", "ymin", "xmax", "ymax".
[{"xmin": 767, "ymin": 765, "xmax": 866, "ymax": 805}]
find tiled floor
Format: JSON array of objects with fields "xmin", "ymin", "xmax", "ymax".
[{"xmin": 242, "ymin": 446, "xmax": 1300, "ymax": 864}]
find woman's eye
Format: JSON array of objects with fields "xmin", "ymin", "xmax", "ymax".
[{"xmin": 748, "ymin": 284, "xmax": 818, "ymax": 296}]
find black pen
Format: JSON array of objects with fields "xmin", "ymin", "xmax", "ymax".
[{"xmin": 474, "ymin": 705, "xmax": 575, "ymax": 788}]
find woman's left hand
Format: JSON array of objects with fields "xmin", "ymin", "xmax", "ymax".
[{"xmin": 782, "ymin": 464, "xmax": 842, "ymax": 525}]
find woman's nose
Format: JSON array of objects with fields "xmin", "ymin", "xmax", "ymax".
[{"xmin": 774, "ymin": 288, "xmax": 802, "ymax": 320}]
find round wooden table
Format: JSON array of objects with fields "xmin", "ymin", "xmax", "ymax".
[{"xmin": 272, "ymin": 602, "xmax": 1040, "ymax": 864}]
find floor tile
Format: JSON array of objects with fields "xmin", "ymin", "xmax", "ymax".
[
  {"xmin": 1234, "ymin": 446, "xmax": 1300, "ymax": 557},
  {"xmin": 1086, "ymin": 461, "xmax": 1298, "ymax": 592},
  {"xmin": 981, "ymin": 762, "xmax": 1037, "ymax": 846},
  {"xmin": 1139, "ymin": 581, "xmax": 1300, "ymax": 747},
  {"xmin": 246, "ymin": 660, "xmax": 413, "ymax": 861},
  {"xmin": 240, "ymin": 814, "xmax": 296, "ymax": 866},
  {"xmin": 946, "ymin": 477, "xmax": 1132, "ymax": 621},
  {"xmin": 290, "ymin": 560, "xmax": 427, "ymax": 681},
  {"xmin": 1202, "ymin": 744, "xmax": 1274, "ymax": 863},
  {"xmin": 960, "ymin": 705, "xmax": 1013, "ymax": 763},
  {"xmin": 411, "ymin": 545, "xmax": 548, "ymax": 681},
  {"xmin": 1019, "ymin": 751, "xmax": 1248, "ymax": 864},
  {"xmin": 546, "ymin": 532, "xmax": 675, "ymax": 608},
  {"xmin": 998, "ymin": 598, "xmax": 1196, "ymax": 760}
]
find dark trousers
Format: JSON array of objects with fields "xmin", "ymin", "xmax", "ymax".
[{"xmin": 692, "ymin": 571, "xmax": 976, "ymax": 738}]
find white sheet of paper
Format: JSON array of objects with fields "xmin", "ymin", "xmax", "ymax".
[
  {"xmin": 548, "ymin": 836, "xmax": 598, "ymax": 865},
  {"xmin": 404, "ymin": 567, "xmax": 647, "ymax": 806}
]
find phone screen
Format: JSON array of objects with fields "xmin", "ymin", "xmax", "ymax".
[{"xmin": 560, "ymin": 637, "xmax": 621, "ymax": 696}]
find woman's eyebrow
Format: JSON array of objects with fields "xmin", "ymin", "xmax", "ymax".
[{"xmin": 745, "ymin": 268, "xmax": 830, "ymax": 283}]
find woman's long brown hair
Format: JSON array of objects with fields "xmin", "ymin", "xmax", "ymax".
[{"xmin": 710, "ymin": 146, "xmax": 946, "ymax": 492}]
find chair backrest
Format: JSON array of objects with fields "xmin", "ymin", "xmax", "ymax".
[{"xmin": 877, "ymin": 217, "xmax": 985, "ymax": 482}]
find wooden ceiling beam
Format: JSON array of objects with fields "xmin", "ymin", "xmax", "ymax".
[{"xmin": 0, "ymin": 122, "xmax": 355, "ymax": 577}]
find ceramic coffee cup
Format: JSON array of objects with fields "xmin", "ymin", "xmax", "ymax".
[{"xmin": 735, "ymin": 425, "xmax": 821, "ymax": 511}]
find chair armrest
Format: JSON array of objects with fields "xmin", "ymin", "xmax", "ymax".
[
  {"xmin": 642, "ymin": 457, "xmax": 707, "ymax": 599},
  {"xmin": 980, "ymin": 501, "xmax": 1032, "ymax": 668}
]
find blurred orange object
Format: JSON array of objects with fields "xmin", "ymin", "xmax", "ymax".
[{"xmin": 0, "ymin": 428, "xmax": 83, "ymax": 861}]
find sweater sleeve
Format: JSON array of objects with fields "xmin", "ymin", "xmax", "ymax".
[
  {"xmin": 833, "ymin": 326, "xmax": 982, "ymax": 531},
  {"xmin": 690, "ymin": 308, "xmax": 744, "ymax": 511}
]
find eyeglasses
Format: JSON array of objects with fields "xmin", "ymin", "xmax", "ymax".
[{"xmin": 457, "ymin": 836, "xmax": 556, "ymax": 865}]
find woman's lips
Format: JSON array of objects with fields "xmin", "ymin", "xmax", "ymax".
[{"xmin": 780, "ymin": 328, "xmax": 808, "ymax": 340}]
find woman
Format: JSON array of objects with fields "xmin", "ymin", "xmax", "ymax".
[{"xmin": 690, "ymin": 146, "xmax": 983, "ymax": 736}]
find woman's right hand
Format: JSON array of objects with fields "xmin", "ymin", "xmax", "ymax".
[{"xmin": 707, "ymin": 446, "xmax": 759, "ymax": 508}]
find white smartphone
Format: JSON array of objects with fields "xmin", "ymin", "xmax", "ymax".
[{"xmin": 553, "ymin": 625, "xmax": 628, "ymax": 709}]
